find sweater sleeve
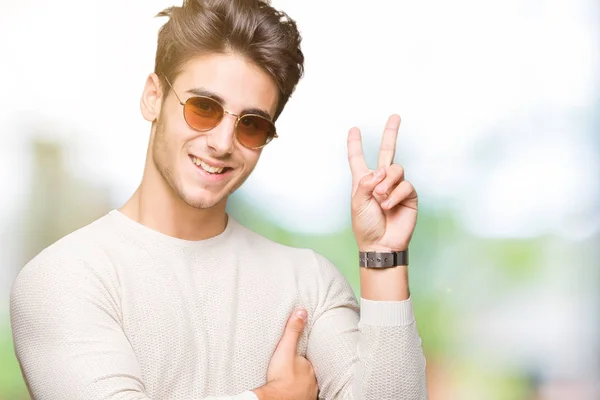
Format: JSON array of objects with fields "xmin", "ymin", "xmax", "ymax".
[
  {"xmin": 305, "ymin": 252, "xmax": 428, "ymax": 400},
  {"xmin": 9, "ymin": 253, "xmax": 258, "ymax": 400}
]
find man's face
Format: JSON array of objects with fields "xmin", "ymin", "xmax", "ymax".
[{"xmin": 146, "ymin": 53, "xmax": 279, "ymax": 210}]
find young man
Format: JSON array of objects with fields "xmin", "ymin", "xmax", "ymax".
[{"xmin": 10, "ymin": 0, "xmax": 427, "ymax": 399}]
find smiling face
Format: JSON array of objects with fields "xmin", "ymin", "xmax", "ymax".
[{"xmin": 142, "ymin": 53, "xmax": 280, "ymax": 210}]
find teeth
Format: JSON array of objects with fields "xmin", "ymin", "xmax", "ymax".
[{"xmin": 192, "ymin": 156, "xmax": 224, "ymax": 174}]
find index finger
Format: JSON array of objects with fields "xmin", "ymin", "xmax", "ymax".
[
  {"xmin": 347, "ymin": 127, "xmax": 369, "ymax": 179},
  {"xmin": 377, "ymin": 114, "xmax": 401, "ymax": 168}
]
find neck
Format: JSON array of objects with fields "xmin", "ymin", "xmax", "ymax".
[{"xmin": 120, "ymin": 160, "xmax": 228, "ymax": 242}]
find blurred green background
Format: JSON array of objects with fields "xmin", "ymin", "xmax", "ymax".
[{"xmin": 1, "ymin": 0, "xmax": 599, "ymax": 399}]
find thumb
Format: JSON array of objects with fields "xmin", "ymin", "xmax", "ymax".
[
  {"xmin": 275, "ymin": 308, "xmax": 308, "ymax": 357},
  {"xmin": 353, "ymin": 167, "xmax": 386, "ymax": 203}
]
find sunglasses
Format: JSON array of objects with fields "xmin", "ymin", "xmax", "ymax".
[{"xmin": 164, "ymin": 77, "xmax": 278, "ymax": 149}]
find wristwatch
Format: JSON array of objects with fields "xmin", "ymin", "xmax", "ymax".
[{"xmin": 359, "ymin": 250, "xmax": 409, "ymax": 268}]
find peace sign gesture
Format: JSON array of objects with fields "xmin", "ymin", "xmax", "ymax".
[{"xmin": 347, "ymin": 114, "xmax": 418, "ymax": 253}]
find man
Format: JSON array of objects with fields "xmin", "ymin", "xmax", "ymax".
[{"xmin": 10, "ymin": 0, "xmax": 427, "ymax": 399}]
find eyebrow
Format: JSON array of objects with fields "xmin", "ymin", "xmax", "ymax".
[{"xmin": 185, "ymin": 88, "xmax": 273, "ymax": 121}]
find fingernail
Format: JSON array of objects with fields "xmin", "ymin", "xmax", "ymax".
[
  {"xmin": 296, "ymin": 309, "xmax": 307, "ymax": 321},
  {"xmin": 376, "ymin": 184, "xmax": 386, "ymax": 194},
  {"xmin": 381, "ymin": 200, "xmax": 390, "ymax": 208}
]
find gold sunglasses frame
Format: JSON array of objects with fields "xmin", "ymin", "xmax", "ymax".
[{"xmin": 163, "ymin": 76, "xmax": 278, "ymax": 150}]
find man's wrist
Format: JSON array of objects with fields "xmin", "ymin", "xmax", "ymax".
[
  {"xmin": 359, "ymin": 250, "xmax": 408, "ymax": 268},
  {"xmin": 360, "ymin": 263, "xmax": 410, "ymax": 301},
  {"xmin": 358, "ymin": 242, "xmax": 408, "ymax": 253}
]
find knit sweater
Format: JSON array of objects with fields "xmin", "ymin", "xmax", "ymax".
[{"xmin": 10, "ymin": 210, "xmax": 427, "ymax": 400}]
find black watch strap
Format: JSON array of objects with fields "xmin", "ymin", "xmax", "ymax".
[{"xmin": 359, "ymin": 250, "xmax": 409, "ymax": 268}]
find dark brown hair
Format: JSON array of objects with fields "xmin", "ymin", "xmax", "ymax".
[{"xmin": 155, "ymin": 0, "xmax": 304, "ymax": 120}]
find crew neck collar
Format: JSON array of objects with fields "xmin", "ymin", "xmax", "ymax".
[{"xmin": 107, "ymin": 209, "xmax": 237, "ymax": 250}]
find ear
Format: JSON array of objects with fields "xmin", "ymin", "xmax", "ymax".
[{"xmin": 140, "ymin": 73, "xmax": 163, "ymax": 122}]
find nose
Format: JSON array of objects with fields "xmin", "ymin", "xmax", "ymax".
[{"xmin": 205, "ymin": 113, "xmax": 236, "ymax": 155}]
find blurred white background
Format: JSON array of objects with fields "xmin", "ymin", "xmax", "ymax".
[{"xmin": 1, "ymin": 0, "xmax": 598, "ymax": 398}]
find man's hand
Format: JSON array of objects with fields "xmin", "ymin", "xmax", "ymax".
[
  {"xmin": 347, "ymin": 114, "xmax": 418, "ymax": 252},
  {"xmin": 253, "ymin": 309, "xmax": 318, "ymax": 400}
]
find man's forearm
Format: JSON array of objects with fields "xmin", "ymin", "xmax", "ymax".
[
  {"xmin": 356, "ymin": 263, "xmax": 426, "ymax": 399},
  {"xmin": 354, "ymin": 298, "xmax": 427, "ymax": 399}
]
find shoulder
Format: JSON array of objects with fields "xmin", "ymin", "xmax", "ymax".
[
  {"xmin": 12, "ymin": 214, "xmax": 118, "ymax": 296},
  {"xmin": 10, "ymin": 216, "xmax": 125, "ymax": 360}
]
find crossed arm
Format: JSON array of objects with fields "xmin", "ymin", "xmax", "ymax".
[{"xmin": 10, "ymin": 250, "xmax": 426, "ymax": 400}]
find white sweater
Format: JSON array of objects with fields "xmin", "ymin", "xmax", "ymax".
[{"xmin": 10, "ymin": 210, "xmax": 427, "ymax": 400}]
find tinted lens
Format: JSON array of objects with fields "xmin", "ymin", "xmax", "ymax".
[
  {"xmin": 183, "ymin": 96, "xmax": 224, "ymax": 131},
  {"xmin": 236, "ymin": 114, "xmax": 276, "ymax": 149}
]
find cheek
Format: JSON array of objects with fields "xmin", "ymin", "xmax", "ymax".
[
  {"xmin": 152, "ymin": 126, "xmax": 171, "ymax": 170},
  {"xmin": 240, "ymin": 149, "xmax": 261, "ymax": 172},
  {"xmin": 153, "ymin": 122, "xmax": 183, "ymax": 170},
  {"xmin": 157, "ymin": 114, "xmax": 192, "ymax": 153}
]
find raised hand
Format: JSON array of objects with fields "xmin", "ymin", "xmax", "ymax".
[{"xmin": 347, "ymin": 114, "xmax": 418, "ymax": 253}]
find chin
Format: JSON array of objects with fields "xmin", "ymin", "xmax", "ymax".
[
  {"xmin": 182, "ymin": 194, "xmax": 223, "ymax": 210},
  {"xmin": 180, "ymin": 187, "xmax": 228, "ymax": 210}
]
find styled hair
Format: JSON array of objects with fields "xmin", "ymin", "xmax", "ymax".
[{"xmin": 155, "ymin": 0, "xmax": 304, "ymax": 120}]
